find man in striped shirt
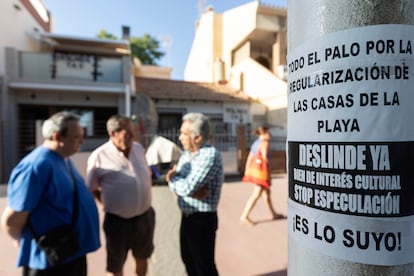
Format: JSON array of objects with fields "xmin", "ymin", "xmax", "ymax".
[{"xmin": 167, "ymin": 112, "xmax": 223, "ymax": 276}]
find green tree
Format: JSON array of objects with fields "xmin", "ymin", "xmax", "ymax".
[
  {"xmin": 96, "ymin": 30, "xmax": 164, "ymax": 65},
  {"xmin": 97, "ymin": 30, "xmax": 117, "ymax": 40},
  {"xmin": 130, "ymin": 34, "xmax": 164, "ymax": 65}
]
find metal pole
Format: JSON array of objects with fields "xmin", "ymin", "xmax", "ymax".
[{"xmin": 287, "ymin": 0, "xmax": 414, "ymax": 275}]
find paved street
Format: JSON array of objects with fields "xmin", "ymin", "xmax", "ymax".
[{"xmin": 0, "ymin": 173, "xmax": 288, "ymax": 276}]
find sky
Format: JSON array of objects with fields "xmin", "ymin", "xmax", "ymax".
[{"xmin": 42, "ymin": 0, "xmax": 287, "ymax": 80}]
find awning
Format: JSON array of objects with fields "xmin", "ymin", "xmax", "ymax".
[{"xmin": 35, "ymin": 32, "xmax": 130, "ymax": 56}]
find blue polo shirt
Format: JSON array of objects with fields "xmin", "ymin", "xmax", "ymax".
[{"xmin": 6, "ymin": 146, "xmax": 100, "ymax": 269}]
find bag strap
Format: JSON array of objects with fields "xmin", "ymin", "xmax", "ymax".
[
  {"xmin": 28, "ymin": 159, "xmax": 78, "ymax": 238},
  {"xmin": 67, "ymin": 159, "xmax": 79, "ymax": 225}
]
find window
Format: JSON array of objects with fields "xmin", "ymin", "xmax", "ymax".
[{"xmin": 66, "ymin": 107, "xmax": 117, "ymax": 137}]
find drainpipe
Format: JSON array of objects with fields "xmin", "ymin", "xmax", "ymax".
[
  {"xmin": 287, "ymin": 1, "xmax": 414, "ymax": 275},
  {"xmin": 125, "ymin": 84, "xmax": 131, "ymax": 117}
]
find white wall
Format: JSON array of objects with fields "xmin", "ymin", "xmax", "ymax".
[
  {"xmin": 184, "ymin": 2, "xmax": 260, "ymax": 83},
  {"xmin": 231, "ymin": 58, "xmax": 287, "ymax": 109},
  {"xmin": 0, "ymin": 0, "xmax": 48, "ymax": 75},
  {"xmin": 184, "ymin": 11, "xmax": 216, "ymax": 82},
  {"xmin": 221, "ymin": 2, "xmax": 258, "ymax": 80}
]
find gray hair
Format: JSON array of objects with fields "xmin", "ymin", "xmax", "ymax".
[
  {"xmin": 182, "ymin": 112, "xmax": 211, "ymax": 141},
  {"xmin": 106, "ymin": 114, "xmax": 131, "ymax": 133},
  {"xmin": 42, "ymin": 111, "xmax": 80, "ymax": 140}
]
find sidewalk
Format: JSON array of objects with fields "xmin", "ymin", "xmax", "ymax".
[{"xmin": 0, "ymin": 174, "xmax": 288, "ymax": 276}]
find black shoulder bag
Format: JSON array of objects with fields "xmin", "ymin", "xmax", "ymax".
[{"xmin": 28, "ymin": 161, "xmax": 80, "ymax": 266}]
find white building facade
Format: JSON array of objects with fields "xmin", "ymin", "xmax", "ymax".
[
  {"xmin": 184, "ymin": 1, "xmax": 288, "ymax": 135},
  {"xmin": 0, "ymin": 0, "xmax": 131, "ymax": 181}
]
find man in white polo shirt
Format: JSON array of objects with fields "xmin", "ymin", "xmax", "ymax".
[{"xmin": 86, "ymin": 114, "xmax": 154, "ymax": 276}]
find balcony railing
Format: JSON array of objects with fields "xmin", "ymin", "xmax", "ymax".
[{"xmin": 19, "ymin": 52, "xmax": 123, "ymax": 83}]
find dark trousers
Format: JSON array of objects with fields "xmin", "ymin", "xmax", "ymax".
[
  {"xmin": 23, "ymin": 256, "xmax": 87, "ymax": 276},
  {"xmin": 180, "ymin": 212, "xmax": 219, "ymax": 276}
]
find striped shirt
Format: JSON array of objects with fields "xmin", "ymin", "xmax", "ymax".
[{"xmin": 169, "ymin": 143, "xmax": 223, "ymax": 214}]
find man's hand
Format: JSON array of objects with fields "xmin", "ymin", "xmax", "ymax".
[
  {"xmin": 1, "ymin": 206, "xmax": 29, "ymax": 244},
  {"xmin": 91, "ymin": 189, "xmax": 103, "ymax": 205},
  {"xmin": 166, "ymin": 165, "xmax": 177, "ymax": 182},
  {"xmin": 192, "ymin": 186, "xmax": 210, "ymax": 200}
]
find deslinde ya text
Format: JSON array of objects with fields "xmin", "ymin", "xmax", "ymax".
[{"xmin": 299, "ymin": 144, "xmax": 390, "ymax": 170}]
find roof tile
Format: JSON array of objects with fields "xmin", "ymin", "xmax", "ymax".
[{"xmin": 135, "ymin": 77, "xmax": 253, "ymax": 103}]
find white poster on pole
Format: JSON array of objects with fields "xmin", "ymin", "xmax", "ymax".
[{"xmin": 287, "ymin": 24, "xmax": 414, "ymax": 265}]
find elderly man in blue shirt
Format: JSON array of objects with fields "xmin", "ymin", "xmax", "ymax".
[
  {"xmin": 1, "ymin": 111, "xmax": 100, "ymax": 276},
  {"xmin": 166, "ymin": 112, "xmax": 223, "ymax": 276}
]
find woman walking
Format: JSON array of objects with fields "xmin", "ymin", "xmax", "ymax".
[{"xmin": 240, "ymin": 126, "xmax": 282, "ymax": 225}]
